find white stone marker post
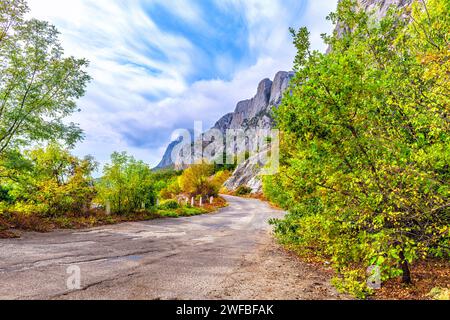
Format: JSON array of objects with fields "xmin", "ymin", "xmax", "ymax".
[{"xmin": 106, "ymin": 201, "xmax": 111, "ymax": 216}]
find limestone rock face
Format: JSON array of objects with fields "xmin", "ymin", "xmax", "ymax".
[
  {"xmin": 157, "ymin": 71, "xmax": 295, "ymax": 174},
  {"xmin": 229, "ymin": 78, "xmax": 273, "ymax": 130},
  {"xmin": 270, "ymin": 71, "xmax": 295, "ymax": 106},
  {"xmin": 228, "ymin": 99, "xmax": 252, "ymax": 130},
  {"xmin": 358, "ymin": 0, "xmax": 412, "ymax": 19},
  {"xmin": 155, "ymin": 138, "xmax": 181, "ymax": 170},
  {"xmin": 214, "ymin": 113, "xmax": 234, "ymax": 134},
  {"xmin": 333, "ymin": 0, "xmax": 413, "ymax": 38},
  {"xmin": 223, "ymin": 151, "xmax": 271, "ymax": 194}
]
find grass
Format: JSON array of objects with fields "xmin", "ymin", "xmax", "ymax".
[
  {"xmin": 156, "ymin": 196, "xmax": 227, "ymax": 218},
  {"xmin": 0, "ymin": 197, "xmax": 228, "ymax": 239}
]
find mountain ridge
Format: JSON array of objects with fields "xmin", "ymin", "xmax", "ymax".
[{"xmin": 155, "ymin": 71, "xmax": 295, "ymax": 176}]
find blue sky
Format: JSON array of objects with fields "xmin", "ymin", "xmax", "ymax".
[{"xmin": 28, "ymin": 0, "xmax": 338, "ymax": 170}]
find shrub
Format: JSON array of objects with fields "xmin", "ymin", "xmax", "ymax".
[
  {"xmin": 179, "ymin": 207, "xmax": 205, "ymax": 216},
  {"xmin": 157, "ymin": 210, "xmax": 179, "ymax": 218},
  {"xmin": 6, "ymin": 212, "xmax": 52, "ymax": 232},
  {"xmin": 211, "ymin": 170, "xmax": 232, "ymax": 187},
  {"xmin": 158, "ymin": 200, "xmax": 180, "ymax": 210},
  {"xmin": 159, "ymin": 178, "xmax": 182, "ymax": 200},
  {"xmin": 0, "ymin": 186, "xmax": 14, "ymax": 204},
  {"xmin": 236, "ymin": 186, "xmax": 252, "ymax": 196},
  {"xmin": 179, "ymin": 163, "xmax": 218, "ymax": 197},
  {"xmin": 1, "ymin": 144, "xmax": 97, "ymax": 218},
  {"xmin": 96, "ymin": 152, "xmax": 157, "ymax": 215}
]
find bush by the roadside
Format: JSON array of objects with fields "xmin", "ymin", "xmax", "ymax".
[
  {"xmin": 0, "ymin": 144, "xmax": 98, "ymax": 218},
  {"xmin": 178, "ymin": 163, "xmax": 218, "ymax": 197},
  {"xmin": 179, "ymin": 207, "xmax": 205, "ymax": 216},
  {"xmin": 96, "ymin": 152, "xmax": 157, "ymax": 215},
  {"xmin": 158, "ymin": 200, "xmax": 180, "ymax": 210},
  {"xmin": 161, "ymin": 164, "xmax": 232, "ymax": 200},
  {"xmin": 266, "ymin": 0, "xmax": 450, "ymax": 298}
]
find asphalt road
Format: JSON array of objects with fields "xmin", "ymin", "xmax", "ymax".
[{"xmin": 0, "ymin": 195, "xmax": 289, "ymax": 300}]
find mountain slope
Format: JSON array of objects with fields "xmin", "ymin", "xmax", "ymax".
[{"xmin": 156, "ymin": 71, "xmax": 294, "ymax": 193}]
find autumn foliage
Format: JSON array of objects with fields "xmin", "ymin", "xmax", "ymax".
[{"xmin": 265, "ymin": 0, "xmax": 449, "ymax": 297}]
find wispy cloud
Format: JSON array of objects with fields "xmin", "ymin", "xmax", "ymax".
[{"xmin": 27, "ymin": 0, "xmax": 338, "ymax": 169}]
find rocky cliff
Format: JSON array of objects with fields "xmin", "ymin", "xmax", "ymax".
[
  {"xmin": 220, "ymin": 71, "xmax": 294, "ymax": 193},
  {"xmin": 214, "ymin": 71, "xmax": 294, "ymax": 133},
  {"xmin": 333, "ymin": 0, "xmax": 413, "ymax": 38},
  {"xmin": 155, "ymin": 137, "xmax": 182, "ymax": 170},
  {"xmin": 358, "ymin": 0, "xmax": 412, "ymax": 18},
  {"xmin": 156, "ymin": 71, "xmax": 294, "ymax": 192},
  {"xmin": 224, "ymin": 0, "xmax": 413, "ymax": 193}
]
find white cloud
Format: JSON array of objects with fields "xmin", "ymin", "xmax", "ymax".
[{"xmin": 27, "ymin": 0, "xmax": 339, "ymax": 171}]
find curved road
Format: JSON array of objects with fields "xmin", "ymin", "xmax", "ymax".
[
  {"xmin": 0, "ymin": 196, "xmax": 281, "ymax": 299},
  {"xmin": 0, "ymin": 196, "xmax": 342, "ymax": 300}
]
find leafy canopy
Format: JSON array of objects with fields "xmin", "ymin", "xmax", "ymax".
[
  {"xmin": 96, "ymin": 152, "xmax": 157, "ymax": 215},
  {"xmin": 0, "ymin": 143, "xmax": 97, "ymax": 217},
  {"xmin": 0, "ymin": 0, "xmax": 91, "ymax": 156},
  {"xmin": 266, "ymin": 0, "xmax": 449, "ymax": 297},
  {"xmin": 178, "ymin": 163, "xmax": 219, "ymax": 198}
]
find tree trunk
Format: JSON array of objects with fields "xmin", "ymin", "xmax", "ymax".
[{"xmin": 399, "ymin": 251, "xmax": 412, "ymax": 284}]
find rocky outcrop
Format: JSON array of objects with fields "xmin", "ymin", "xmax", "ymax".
[
  {"xmin": 213, "ymin": 113, "xmax": 234, "ymax": 134},
  {"xmin": 157, "ymin": 71, "xmax": 295, "ymax": 176},
  {"xmin": 358, "ymin": 0, "xmax": 412, "ymax": 19},
  {"xmin": 155, "ymin": 138, "xmax": 182, "ymax": 170},
  {"xmin": 333, "ymin": 0, "xmax": 413, "ymax": 39},
  {"xmin": 229, "ymin": 78, "xmax": 273, "ymax": 129},
  {"xmin": 223, "ymin": 150, "xmax": 271, "ymax": 194},
  {"xmin": 270, "ymin": 71, "xmax": 294, "ymax": 106}
]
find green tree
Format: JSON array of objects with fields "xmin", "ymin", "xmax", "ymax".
[
  {"xmin": 96, "ymin": 152, "xmax": 156, "ymax": 214},
  {"xmin": 266, "ymin": 0, "xmax": 449, "ymax": 297},
  {"xmin": 0, "ymin": 0, "xmax": 27, "ymax": 43},
  {"xmin": 178, "ymin": 163, "xmax": 217, "ymax": 197},
  {"xmin": 159, "ymin": 177, "xmax": 182, "ymax": 200},
  {"xmin": 0, "ymin": 144, "xmax": 97, "ymax": 217},
  {"xmin": 0, "ymin": 0, "xmax": 91, "ymax": 156}
]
